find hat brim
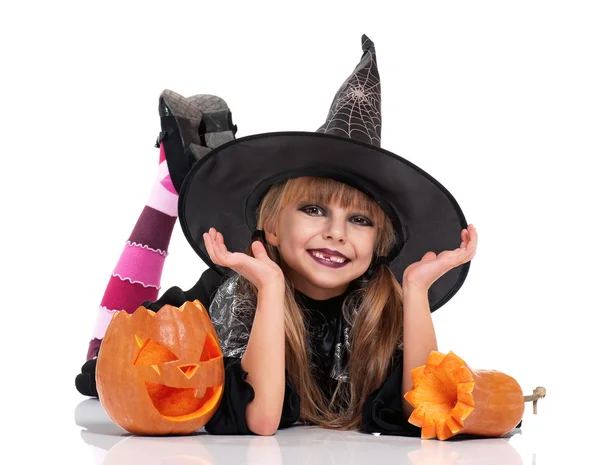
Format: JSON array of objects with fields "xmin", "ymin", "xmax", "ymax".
[{"xmin": 178, "ymin": 131, "xmax": 470, "ymax": 312}]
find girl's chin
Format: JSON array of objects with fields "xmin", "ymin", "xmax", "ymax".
[{"xmin": 302, "ymin": 269, "xmax": 362, "ymax": 289}]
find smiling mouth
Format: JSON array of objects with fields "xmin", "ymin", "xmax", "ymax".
[{"xmin": 307, "ymin": 250, "xmax": 350, "ymax": 268}]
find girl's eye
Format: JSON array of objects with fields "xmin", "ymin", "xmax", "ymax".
[
  {"xmin": 352, "ymin": 216, "xmax": 374, "ymax": 227},
  {"xmin": 301, "ymin": 206, "xmax": 373, "ymax": 226},
  {"xmin": 301, "ymin": 205, "xmax": 324, "ymax": 216}
]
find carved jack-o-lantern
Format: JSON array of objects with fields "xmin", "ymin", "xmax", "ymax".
[{"xmin": 96, "ymin": 300, "xmax": 224, "ymax": 435}]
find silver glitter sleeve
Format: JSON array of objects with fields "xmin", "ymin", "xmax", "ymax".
[{"xmin": 208, "ymin": 274, "xmax": 257, "ymax": 358}]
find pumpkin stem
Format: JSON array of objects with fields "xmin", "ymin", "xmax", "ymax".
[{"xmin": 523, "ymin": 386, "xmax": 546, "ymax": 414}]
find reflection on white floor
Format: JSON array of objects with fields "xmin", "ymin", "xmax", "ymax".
[{"xmin": 75, "ymin": 399, "xmax": 537, "ymax": 465}]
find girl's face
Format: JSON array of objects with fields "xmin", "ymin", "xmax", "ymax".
[{"xmin": 267, "ymin": 199, "xmax": 378, "ymax": 300}]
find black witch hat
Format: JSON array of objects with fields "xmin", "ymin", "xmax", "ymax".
[{"xmin": 178, "ymin": 34, "xmax": 470, "ymax": 312}]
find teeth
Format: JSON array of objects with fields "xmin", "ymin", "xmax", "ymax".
[{"xmin": 310, "ymin": 251, "xmax": 347, "ymax": 263}]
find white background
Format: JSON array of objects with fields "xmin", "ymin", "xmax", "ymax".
[{"xmin": 2, "ymin": 0, "xmax": 599, "ymax": 463}]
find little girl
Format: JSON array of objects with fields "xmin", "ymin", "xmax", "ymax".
[{"xmin": 76, "ymin": 34, "xmax": 477, "ymax": 437}]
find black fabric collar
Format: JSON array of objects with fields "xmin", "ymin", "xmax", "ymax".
[{"xmin": 294, "ymin": 284, "xmax": 356, "ymax": 313}]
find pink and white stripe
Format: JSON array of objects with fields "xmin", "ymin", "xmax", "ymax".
[
  {"xmin": 147, "ymin": 160, "xmax": 178, "ymax": 217},
  {"xmin": 92, "ymin": 306, "xmax": 120, "ymax": 340},
  {"xmin": 113, "ymin": 241, "xmax": 166, "ymax": 289}
]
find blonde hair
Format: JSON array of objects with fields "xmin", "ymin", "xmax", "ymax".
[{"xmin": 238, "ymin": 176, "xmax": 403, "ymax": 430}]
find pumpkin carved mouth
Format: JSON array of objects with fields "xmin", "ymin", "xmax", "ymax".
[{"xmin": 145, "ymin": 383, "xmax": 223, "ymax": 420}]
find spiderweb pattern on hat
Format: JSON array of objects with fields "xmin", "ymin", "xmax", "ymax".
[{"xmin": 316, "ymin": 35, "xmax": 382, "ymax": 147}]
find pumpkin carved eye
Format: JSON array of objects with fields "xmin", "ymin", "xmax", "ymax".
[
  {"xmin": 200, "ymin": 333, "xmax": 221, "ymax": 362},
  {"xmin": 133, "ymin": 336, "xmax": 179, "ymax": 366}
]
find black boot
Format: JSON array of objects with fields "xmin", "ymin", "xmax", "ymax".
[{"xmin": 156, "ymin": 90, "xmax": 237, "ymax": 193}]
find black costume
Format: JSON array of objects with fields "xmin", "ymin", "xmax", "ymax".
[{"xmin": 142, "ymin": 267, "xmax": 422, "ymax": 436}]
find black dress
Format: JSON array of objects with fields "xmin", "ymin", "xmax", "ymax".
[{"xmin": 142, "ymin": 267, "xmax": 422, "ymax": 436}]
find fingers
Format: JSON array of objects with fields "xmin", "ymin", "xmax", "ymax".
[
  {"xmin": 459, "ymin": 224, "xmax": 476, "ymax": 246},
  {"xmin": 251, "ymin": 240, "xmax": 268, "ymax": 259},
  {"xmin": 203, "ymin": 228, "xmax": 233, "ymax": 267},
  {"xmin": 459, "ymin": 229, "xmax": 467, "ymax": 249},
  {"xmin": 203, "ymin": 231, "xmax": 215, "ymax": 259},
  {"xmin": 422, "ymin": 251, "xmax": 437, "ymax": 261},
  {"xmin": 203, "ymin": 228, "xmax": 216, "ymax": 253},
  {"xmin": 458, "ymin": 224, "xmax": 477, "ymax": 262},
  {"xmin": 467, "ymin": 224, "xmax": 478, "ymax": 251},
  {"xmin": 216, "ymin": 232, "xmax": 232, "ymax": 262},
  {"xmin": 463, "ymin": 224, "xmax": 477, "ymax": 255}
]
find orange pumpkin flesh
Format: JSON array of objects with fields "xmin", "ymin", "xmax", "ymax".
[
  {"xmin": 404, "ymin": 351, "xmax": 524, "ymax": 440},
  {"xmin": 97, "ymin": 300, "xmax": 225, "ymax": 435}
]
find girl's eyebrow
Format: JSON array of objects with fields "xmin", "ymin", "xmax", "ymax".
[
  {"xmin": 297, "ymin": 199, "xmax": 371, "ymax": 216},
  {"xmin": 322, "ymin": 203, "xmax": 373, "ymax": 218}
]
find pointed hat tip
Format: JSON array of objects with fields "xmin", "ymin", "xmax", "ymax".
[{"xmin": 361, "ymin": 34, "xmax": 375, "ymax": 52}]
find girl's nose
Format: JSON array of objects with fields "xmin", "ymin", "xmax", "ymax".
[{"xmin": 323, "ymin": 216, "xmax": 347, "ymax": 242}]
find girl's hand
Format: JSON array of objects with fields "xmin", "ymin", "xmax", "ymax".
[
  {"xmin": 203, "ymin": 227, "xmax": 284, "ymax": 291},
  {"xmin": 402, "ymin": 224, "xmax": 478, "ymax": 291}
]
